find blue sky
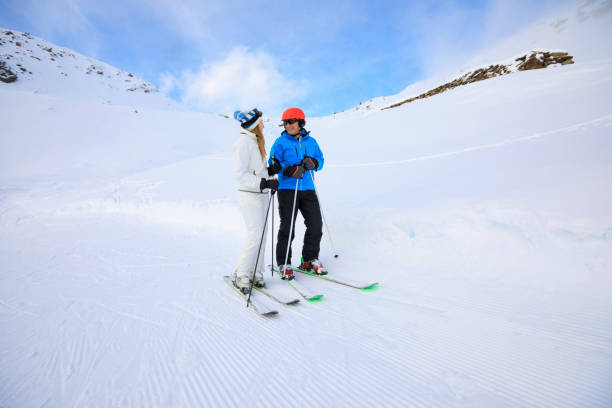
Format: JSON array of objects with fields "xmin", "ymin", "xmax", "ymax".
[{"xmin": 0, "ymin": 0, "xmax": 570, "ymax": 117}]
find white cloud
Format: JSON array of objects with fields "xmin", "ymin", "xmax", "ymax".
[
  {"xmin": 178, "ymin": 46, "xmax": 308, "ymax": 116},
  {"xmin": 158, "ymin": 72, "xmax": 178, "ymax": 94}
]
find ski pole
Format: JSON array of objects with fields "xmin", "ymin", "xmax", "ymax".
[
  {"xmin": 246, "ymin": 192, "xmax": 274, "ymax": 308},
  {"xmin": 309, "ymin": 170, "xmax": 339, "ymax": 258},
  {"xmin": 271, "ymin": 192, "xmax": 275, "ymax": 277},
  {"xmin": 282, "ymin": 177, "xmax": 300, "ymax": 271}
]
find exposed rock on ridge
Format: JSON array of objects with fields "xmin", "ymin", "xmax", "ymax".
[
  {"xmin": 383, "ymin": 51, "xmax": 574, "ymax": 110},
  {"xmin": 0, "ymin": 60, "xmax": 17, "ymax": 83}
]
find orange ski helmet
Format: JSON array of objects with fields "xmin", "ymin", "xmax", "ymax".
[{"xmin": 281, "ymin": 107, "xmax": 305, "ymax": 121}]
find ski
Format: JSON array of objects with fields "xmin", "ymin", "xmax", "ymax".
[
  {"xmin": 272, "ymin": 267, "xmax": 324, "ymax": 301},
  {"xmin": 223, "ymin": 276, "xmax": 278, "ymax": 316},
  {"xmin": 253, "ymin": 285, "xmax": 300, "ymax": 305},
  {"xmin": 294, "ymin": 268, "xmax": 379, "ymax": 290}
]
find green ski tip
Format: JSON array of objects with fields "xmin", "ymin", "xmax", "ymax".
[
  {"xmin": 307, "ymin": 295, "xmax": 324, "ymax": 302},
  {"xmin": 361, "ymin": 283, "xmax": 379, "ymax": 291}
]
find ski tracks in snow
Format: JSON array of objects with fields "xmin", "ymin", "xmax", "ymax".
[
  {"xmin": 2, "ymin": 121, "xmax": 612, "ymax": 406},
  {"xmin": 330, "ymin": 113, "xmax": 612, "ymax": 168},
  {"xmin": 2, "ymin": 207, "xmax": 611, "ymax": 407}
]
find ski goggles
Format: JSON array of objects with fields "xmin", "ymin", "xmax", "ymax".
[{"xmin": 283, "ymin": 118, "xmax": 299, "ymax": 125}]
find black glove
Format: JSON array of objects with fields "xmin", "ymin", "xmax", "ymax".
[
  {"xmin": 267, "ymin": 157, "xmax": 281, "ymax": 176},
  {"xmin": 301, "ymin": 155, "xmax": 318, "ymax": 171},
  {"xmin": 283, "ymin": 165, "xmax": 305, "ymax": 179},
  {"xmin": 260, "ymin": 178, "xmax": 279, "ymax": 193}
]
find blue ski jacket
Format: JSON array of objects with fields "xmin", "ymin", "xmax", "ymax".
[{"xmin": 268, "ymin": 129, "xmax": 324, "ymax": 191}]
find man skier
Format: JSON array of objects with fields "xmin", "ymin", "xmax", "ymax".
[{"xmin": 268, "ymin": 107, "xmax": 327, "ymax": 279}]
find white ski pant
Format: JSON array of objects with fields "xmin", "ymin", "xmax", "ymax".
[{"xmin": 235, "ymin": 191, "xmax": 269, "ymax": 278}]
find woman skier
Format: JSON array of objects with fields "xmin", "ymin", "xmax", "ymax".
[{"xmin": 232, "ymin": 108, "xmax": 279, "ymax": 293}]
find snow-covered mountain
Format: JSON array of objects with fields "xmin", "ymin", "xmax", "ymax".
[
  {"xmin": 0, "ymin": 28, "xmax": 177, "ymax": 109},
  {"xmin": 1, "ymin": 1, "xmax": 611, "ymax": 407},
  {"xmin": 383, "ymin": 50, "xmax": 574, "ymax": 110},
  {"xmin": 344, "ymin": 0, "xmax": 612, "ymax": 115},
  {"xmin": 0, "ymin": 28, "xmax": 233, "ymax": 184}
]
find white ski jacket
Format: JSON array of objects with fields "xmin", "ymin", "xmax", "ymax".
[
  {"xmin": 233, "ymin": 129, "xmax": 269, "ymax": 193},
  {"xmin": 233, "ymin": 129, "xmax": 271, "ymax": 278}
]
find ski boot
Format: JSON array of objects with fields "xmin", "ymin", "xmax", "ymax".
[
  {"xmin": 300, "ymin": 259, "xmax": 328, "ymax": 275},
  {"xmin": 278, "ymin": 264, "xmax": 295, "ymax": 280},
  {"xmin": 253, "ymin": 272, "xmax": 265, "ymax": 288},
  {"xmin": 234, "ymin": 274, "xmax": 252, "ymax": 294}
]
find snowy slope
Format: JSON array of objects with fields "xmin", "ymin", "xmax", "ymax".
[
  {"xmin": 0, "ymin": 28, "xmax": 178, "ymax": 109},
  {"xmin": 347, "ymin": 0, "xmax": 612, "ymax": 115},
  {"xmin": 0, "ymin": 28, "xmax": 234, "ymax": 184},
  {"xmin": 461, "ymin": 0, "xmax": 612, "ymax": 70},
  {"xmin": 2, "ymin": 2, "xmax": 612, "ymax": 408},
  {"xmin": 0, "ymin": 87, "xmax": 234, "ymax": 184}
]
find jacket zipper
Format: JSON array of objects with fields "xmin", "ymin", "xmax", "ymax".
[{"xmin": 299, "ymin": 136, "xmax": 303, "ymax": 190}]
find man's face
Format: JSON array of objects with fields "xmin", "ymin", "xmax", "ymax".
[{"xmin": 284, "ymin": 119, "xmax": 300, "ymax": 136}]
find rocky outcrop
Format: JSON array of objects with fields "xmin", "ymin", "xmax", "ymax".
[
  {"xmin": 0, "ymin": 60, "xmax": 17, "ymax": 83},
  {"xmin": 515, "ymin": 51, "xmax": 574, "ymax": 70},
  {"xmin": 383, "ymin": 51, "xmax": 574, "ymax": 110}
]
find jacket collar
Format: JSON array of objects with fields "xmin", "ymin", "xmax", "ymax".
[
  {"xmin": 281, "ymin": 129, "xmax": 309, "ymax": 141},
  {"xmin": 240, "ymin": 129, "xmax": 257, "ymax": 140}
]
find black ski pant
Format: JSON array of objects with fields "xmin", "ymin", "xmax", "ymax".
[{"xmin": 276, "ymin": 189, "xmax": 323, "ymax": 266}]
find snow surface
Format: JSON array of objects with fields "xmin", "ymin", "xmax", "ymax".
[{"xmin": 2, "ymin": 2, "xmax": 612, "ymax": 407}]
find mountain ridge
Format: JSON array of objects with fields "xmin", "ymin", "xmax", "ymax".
[{"xmin": 0, "ymin": 28, "xmax": 177, "ymax": 109}]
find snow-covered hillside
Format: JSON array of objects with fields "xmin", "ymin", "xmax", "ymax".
[
  {"xmin": 1, "ymin": 2, "xmax": 612, "ymax": 407},
  {"xmin": 0, "ymin": 28, "xmax": 177, "ymax": 109},
  {"xmin": 346, "ymin": 0, "xmax": 612, "ymax": 115},
  {"xmin": 0, "ymin": 28, "xmax": 233, "ymax": 184},
  {"xmin": 0, "ymin": 88, "xmax": 233, "ymax": 184}
]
